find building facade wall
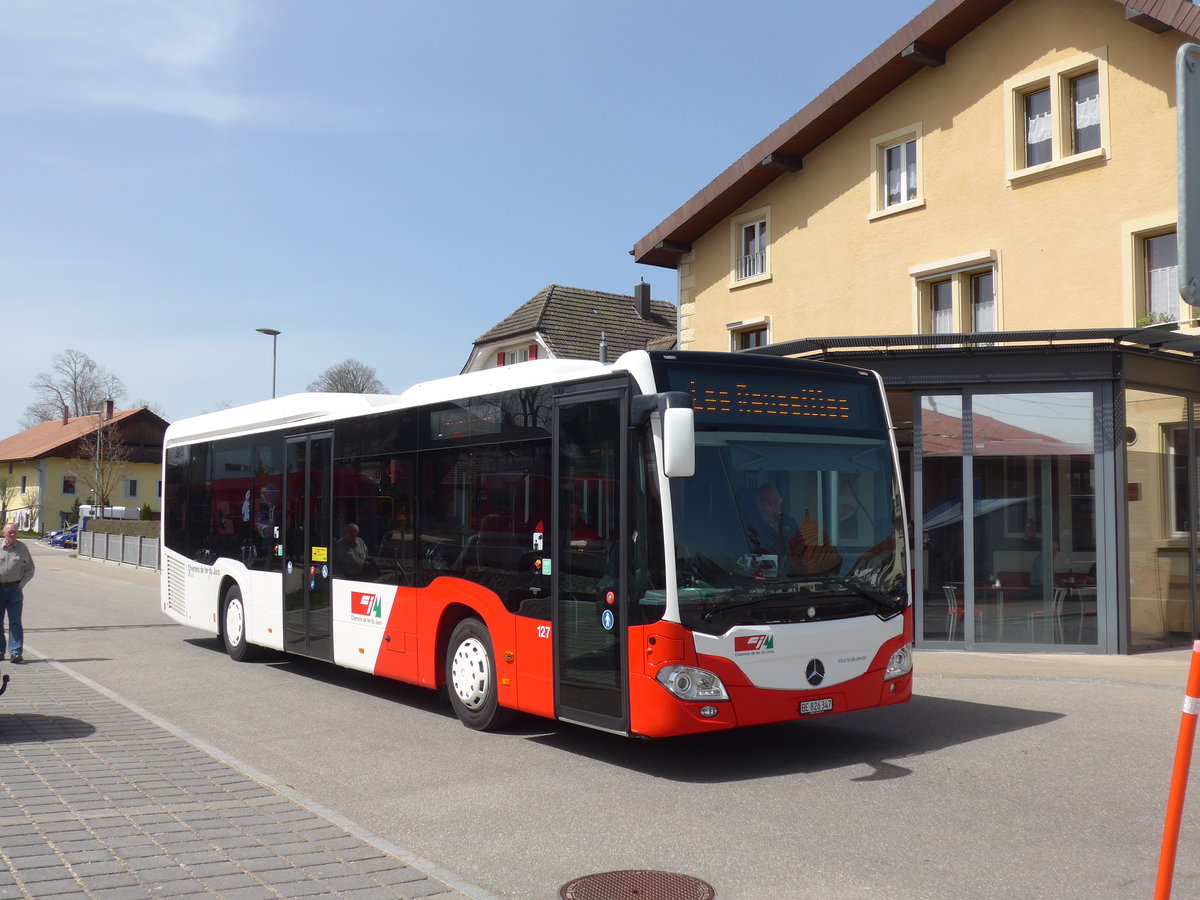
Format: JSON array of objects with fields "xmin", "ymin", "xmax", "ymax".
[
  {"xmin": 679, "ymin": 0, "xmax": 1188, "ymax": 353},
  {"xmin": 18, "ymin": 458, "xmax": 162, "ymax": 532}
]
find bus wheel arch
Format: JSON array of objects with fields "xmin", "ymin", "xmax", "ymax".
[
  {"xmin": 220, "ymin": 579, "xmax": 258, "ymax": 662},
  {"xmin": 444, "ymin": 616, "xmax": 515, "ymax": 731}
]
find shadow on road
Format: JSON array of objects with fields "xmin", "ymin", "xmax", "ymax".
[
  {"xmin": 178, "ymin": 637, "xmax": 1064, "ymax": 783},
  {"xmin": 519, "ymin": 696, "xmax": 1064, "ymax": 783},
  {"xmin": 183, "ymin": 637, "xmax": 453, "ymax": 718},
  {"xmin": 23, "ymin": 623, "xmax": 177, "ymax": 634},
  {"xmin": 0, "ymin": 713, "xmax": 96, "ymax": 744}
]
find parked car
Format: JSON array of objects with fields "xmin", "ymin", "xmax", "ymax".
[{"xmin": 49, "ymin": 525, "xmax": 78, "ymax": 548}]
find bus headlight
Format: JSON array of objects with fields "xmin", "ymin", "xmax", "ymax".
[
  {"xmin": 885, "ymin": 643, "xmax": 913, "ymax": 680},
  {"xmin": 656, "ymin": 665, "xmax": 729, "ymax": 702}
]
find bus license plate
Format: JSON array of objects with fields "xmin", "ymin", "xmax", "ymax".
[{"xmin": 799, "ymin": 698, "xmax": 833, "ymax": 715}]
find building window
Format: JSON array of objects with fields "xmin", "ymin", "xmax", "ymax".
[
  {"xmin": 911, "ymin": 252, "xmax": 1000, "ymax": 334},
  {"xmin": 1023, "ymin": 86, "xmax": 1052, "ymax": 167},
  {"xmin": 931, "ymin": 281, "xmax": 953, "ymax": 333},
  {"xmin": 1071, "ymin": 71, "xmax": 1101, "ymax": 154},
  {"xmin": 728, "ymin": 317, "xmax": 770, "ymax": 350},
  {"xmin": 730, "ymin": 207, "xmax": 770, "ymax": 285},
  {"xmin": 971, "ymin": 270, "xmax": 997, "ymax": 332},
  {"xmin": 62, "ymin": 475, "xmax": 76, "ymax": 496},
  {"xmin": 1143, "ymin": 231, "xmax": 1179, "ymax": 324},
  {"xmin": 738, "ymin": 220, "xmax": 766, "ymax": 279},
  {"xmin": 496, "ymin": 344, "xmax": 539, "ymax": 367},
  {"xmin": 1006, "ymin": 51, "xmax": 1108, "ymax": 181},
  {"xmin": 870, "ymin": 124, "xmax": 923, "ymax": 219},
  {"xmin": 126, "ymin": 478, "xmax": 138, "ymax": 499},
  {"xmin": 19, "ymin": 475, "xmax": 26, "ymax": 494}
]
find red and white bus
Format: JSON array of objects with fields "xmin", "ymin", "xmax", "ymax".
[{"xmin": 160, "ymin": 350, "xmax": 912, "ymax": 737}]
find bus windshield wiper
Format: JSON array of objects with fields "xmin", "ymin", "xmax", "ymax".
[
  {"xmin": 824, "ymin": 577, "xmax": 906, "ymax": 616},
  {"xmin": 702, "ymin": 589, "xmax": 798, "ymax": 621}
]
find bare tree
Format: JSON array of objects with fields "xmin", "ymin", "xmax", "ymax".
[
  {"xmin": 22, "ymin": 349, "xmax": 127, "ymax": 428},
  {"xmin": 71, "ymin": 423, "xmax": 134, "ymax": 512},
  {"xmin": 307, "ymin": 359, "xmax": 388, "ymax": 394},
  {"xmin": 132, "ymin": 397, "xmax": 168, "ymax": 419},
  {"xmin": 0, "ymin": 471, "xmax": 40, "ymax": 532}
]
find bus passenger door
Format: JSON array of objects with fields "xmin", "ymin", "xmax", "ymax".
[
  {"xmin": 552, "ymin": 388, "xmax": 628, "ymax": 733},
  {"xmin": 283, "ymin": 432, "xmax": 334, "ymax": 661}
]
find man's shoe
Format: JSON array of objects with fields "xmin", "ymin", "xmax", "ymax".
[{"xmin": 10, "ymin": 654, "xmax": 23, "ymax": 664}]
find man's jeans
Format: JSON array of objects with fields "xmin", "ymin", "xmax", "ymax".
[{"xmin": 0, "ymin": 583, "xmax": 23, "ymax": 658}]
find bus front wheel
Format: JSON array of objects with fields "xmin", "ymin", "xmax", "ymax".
[
  {"xmin": 445, "ymin": 618, "xmax": 514, "ymax": 730},
  {"xmin": 222, "ymin": 585, "xmax": 258, "ymax": 662}
]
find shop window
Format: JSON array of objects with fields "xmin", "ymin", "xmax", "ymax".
[
  {"xmin": 1167, "ymin": 425, "xmax": 1197, "ymax": 536},
  {"xmin": 1126, "ymin": 390, "xmax": 1192, "ymax": 650},
  {"xmin": 1006, "ymin": 50, "xmax": 1108, "ymax": 182}
]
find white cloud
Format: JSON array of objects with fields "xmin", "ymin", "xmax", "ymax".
[{"xmin": 0, "ymin": 0, "xmax": 266, "ymax": 125}]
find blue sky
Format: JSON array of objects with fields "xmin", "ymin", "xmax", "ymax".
[{"xmin": 1, "ymin": 0, "xmax": 929, "ymax": 431}]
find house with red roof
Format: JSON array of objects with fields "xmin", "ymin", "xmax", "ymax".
[{"xmin": 0, "ymin": 405, "xmax": 168, "ymax": 532}]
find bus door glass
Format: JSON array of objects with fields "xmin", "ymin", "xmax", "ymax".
[
  {"xmin": 552, "ymin": 389, "xmax": 628, "ymax": 732},
  {"xmin": 284, "ymin": 432, "xmax": 334, "ymax": 661}
]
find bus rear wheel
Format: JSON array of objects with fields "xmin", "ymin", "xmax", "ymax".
[
  {"xmin": 445, "ymin": 618, "xmax": 514, "ymax": 730},
  {"xmin": 222, "ymin": 585, "xmax": 258, "ymax": 662}
]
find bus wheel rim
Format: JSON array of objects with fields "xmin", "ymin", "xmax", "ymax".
[
  {"xmin": 451, "ymin": 636, "xmax": 489, "ymax": 710},
  {"xmin": 226, "ymin": 599, "xmax": 243, "ymax": 647}
]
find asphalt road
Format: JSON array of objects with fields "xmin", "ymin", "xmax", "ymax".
[{"xmin": 16, "ymin": 542, "xmax": 1200, "ymax": 899}]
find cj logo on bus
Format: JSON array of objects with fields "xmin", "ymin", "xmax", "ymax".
[
  {"xmin": 351, "ymin": 591, "xmax": 383, "ymax": 624},
  {"xmin": 734, "ymin": 634, "xmax": 774, "ymax": 655},
  {"xmin": 806, "ymin": 659, "xmax": 826, "ymax": 686}
]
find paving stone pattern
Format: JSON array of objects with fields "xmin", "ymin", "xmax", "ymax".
[{"xmin": 0, "ymin": 661, "xmax": 467, "ymax": 899}]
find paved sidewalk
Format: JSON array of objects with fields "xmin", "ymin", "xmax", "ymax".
[{"xmin": 0, "ymin": 656, "xmax": 484, "ymax": 900}]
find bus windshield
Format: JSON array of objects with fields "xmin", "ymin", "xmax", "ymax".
[{"xmin": 670, "ymin": 428, "xmax": 906, "ymax": 635}]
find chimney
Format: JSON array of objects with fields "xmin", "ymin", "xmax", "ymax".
[
  {"xmin": 634, "ymin": 279, "xmax": 651, "ymax": 320},
  {"xmin": 103, "ymin": 398, "xmax": 114, "ymax": 420},
  {"xmin": 599, "ymin": 332, "xmax": 609, "ymax": 364},
  {"xmin": 62, "ymin": 404, "xmax": 69, "ymax": 426}
]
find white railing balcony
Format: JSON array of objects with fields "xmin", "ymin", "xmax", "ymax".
[{"xmin": 737, "ymin": 251, "xmax": 765, "ymax": 280}]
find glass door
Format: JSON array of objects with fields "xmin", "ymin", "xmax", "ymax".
[
  {"xmin": 552, "ymin": 389, "xmax": 627, "ymax": 732},
  {"xmin": 284, "ymin": 433, "xmax": 334, "ymax": 661}
]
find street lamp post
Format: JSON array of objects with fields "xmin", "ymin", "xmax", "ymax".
[
  {"xmin": 93, "ymin": 399, "xmax": 111, "ymax": 521},
  {"xmin": 256, "ymin": 328, "xmax": 281, "ymax": 399}
]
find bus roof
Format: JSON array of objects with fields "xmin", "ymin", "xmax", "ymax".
[{"xmin": 164, "ymin": 355, "xmax": 623, "ymax": 446}]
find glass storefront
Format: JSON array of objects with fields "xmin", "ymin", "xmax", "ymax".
[
  {"xmin": 1125, "ymin": 389, "xmax": 1198, "ymax": 651},
  {"xmin": 764, "ymin": 340, "xmax": 1200, "ymax": 654},
  {"xmin": 917, "ymin": 388, "xmax": 1099, "ymax": 649}
]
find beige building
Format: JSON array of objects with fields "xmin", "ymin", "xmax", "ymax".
[
  {"xmin": 0, "ymin": 407, "xmax": 169, "ymax": 532},
  {"xmin": 634, "ymin": 0, "xmax": 1200, "ymax": 653}
]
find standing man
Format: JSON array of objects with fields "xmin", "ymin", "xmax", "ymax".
[{"xmin": 0, "ymin": 523, "xmax": 35, "ymax": 664}]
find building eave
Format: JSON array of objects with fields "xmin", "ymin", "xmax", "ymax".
[{"xmin": 631, "ymin": 0, "xmax": 1200, "ymax": 270}]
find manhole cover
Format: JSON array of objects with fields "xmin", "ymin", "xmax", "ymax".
[{"xmin": 560, "ymin": 869, "xmax": 715, "ymax": 900}]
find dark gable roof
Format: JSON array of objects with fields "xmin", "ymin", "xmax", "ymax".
[
  {"xmin": 473, "ymin": 284, "xmax": 677, "ymax": 361},
  {"xmin": 633, "ymin": 0, "xmax": 1200, "ymax": 269}
]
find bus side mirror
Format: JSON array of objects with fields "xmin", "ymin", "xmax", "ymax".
[{"xmin": 662, "ymin": 407, "xmax": 695, "ymax": 477}]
